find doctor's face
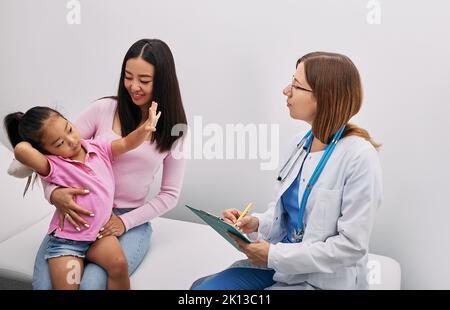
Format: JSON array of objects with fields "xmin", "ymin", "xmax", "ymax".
[{"xmin": 283, "ymin": 62, "xmax": 317, "ymax": 124}]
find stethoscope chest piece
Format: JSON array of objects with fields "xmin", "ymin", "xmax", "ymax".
[{"xmin": 292, "ymin": 228, "xmax": 304, "ymax": 242}]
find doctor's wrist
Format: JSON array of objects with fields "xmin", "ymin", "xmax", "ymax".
[{"xmin": 248, "ymin": 216, "xmax": 259, "ymax": 233}]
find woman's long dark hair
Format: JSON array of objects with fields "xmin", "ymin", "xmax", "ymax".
[{"xmin": 114, "ymin": 38, "xmax": 187, "ymax": 153}]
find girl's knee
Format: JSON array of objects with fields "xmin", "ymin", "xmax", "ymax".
[{"xmin": 108, "ymin": 256, "xmax": 128, "ymax": 278}]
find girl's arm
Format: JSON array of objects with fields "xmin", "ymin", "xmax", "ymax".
[
  {"xmin": 111, "ymin": 102, "xmax": 161, "ymax": 157},
  {"xmin": 7, "ymin": 98, "xmax": 111, "ymax": 179},
  {"xmin": 14, "ymin": 142, "xmax": 50, "ymax": 176}
]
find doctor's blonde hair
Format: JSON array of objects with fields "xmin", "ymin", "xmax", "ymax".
[{"xmin": 298, "ymin": 52, "xmax": 381, "ymax": 150}]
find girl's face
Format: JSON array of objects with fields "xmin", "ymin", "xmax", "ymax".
[
  {"xmin": 41, "ymin": 115, "xmax": 82, "ymax": 158},
  {"xmin": 124, "ymin": 57, "xmax": 155, "ymax": 108},
  {"xmin": 282, "ymin": 62, "xmax": 317, "ymax": 124}
]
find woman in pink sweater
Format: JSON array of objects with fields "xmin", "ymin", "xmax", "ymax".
[{"xmin": 32, "ymin": 39, "xmax": 187, "ymax": 289}]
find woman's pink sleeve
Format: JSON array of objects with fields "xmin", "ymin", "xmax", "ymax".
[{"xmin": 119, "ymin": 146, "xmax": 186, "ymax": 231}]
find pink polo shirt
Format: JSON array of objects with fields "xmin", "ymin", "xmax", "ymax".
[{"xmin": 42, "ymin": 139, "xmax": 115, "ymax": 241}]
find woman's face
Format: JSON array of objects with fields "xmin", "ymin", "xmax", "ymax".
[
  {"xmin": 282, "ymin": 62, "xmax": 317, "ymax": 124},
  {"xmin": 124, "ymin": 57, "xmax": 155, "ymax": 108}
]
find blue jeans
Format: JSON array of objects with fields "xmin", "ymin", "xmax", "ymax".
[
  {"xmin": 191, "ymin": 268, "xmax": 276, "ymax": 290},
  {"xmin": 32, "ymin": 208, "xmax": 152, "ymax": 290}
]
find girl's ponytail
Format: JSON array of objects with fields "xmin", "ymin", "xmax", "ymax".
[
  {"xmin": 4, "ymin": 112, "xmax": 33, "ymax": 197},
  {"xmin": 3, "ymin": 107, "xmax": 61, "ymax": 196},
  {"xmin": 3, "ymin": 106, "xmax": 62, "ymax": 153},
  {"xmin": 4, "ymin": 112, "xmax": 25, "ymax": 147}
]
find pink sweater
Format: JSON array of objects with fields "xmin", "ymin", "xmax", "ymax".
[{"xmin": 44, "ymin": 98, "xmax": 186, "ymax": 231}]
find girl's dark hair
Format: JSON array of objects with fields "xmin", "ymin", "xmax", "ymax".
[
  {"xmin": 113, "ymin": 38, "xmax": 187, "ymax": 152},
  {"xmin": 4, "ymin": 106, "xmax": 63, "ymax": 154}
]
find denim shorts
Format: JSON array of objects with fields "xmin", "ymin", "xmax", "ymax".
[
  {"xmin": 45, "ymin": 232, "xmax": 94, "ymax": 260},
  {"xmin": 44, "ymin": 208, "xmax": 135, "ymax": 260}
]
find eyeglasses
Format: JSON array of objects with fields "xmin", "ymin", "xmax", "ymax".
[{"xmin": 290, "ymin": 75, "xmax": 312, "ymax": 93}]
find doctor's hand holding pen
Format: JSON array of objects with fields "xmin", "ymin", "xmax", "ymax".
[
  {"xmin": 229, "ymin": 235, "xmax": 270, "ymax": 267},
  {"xmin": 224, "ymin": 203, "xmax": 270, "ymax": 267},
  {"xmin": 223, "ymin": 203, "xmax": 259, "ymax": 234}
]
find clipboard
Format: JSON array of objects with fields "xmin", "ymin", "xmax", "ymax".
[{"xmin": 186, "ymin": 205, "xmax": 252, "ymax": 251}]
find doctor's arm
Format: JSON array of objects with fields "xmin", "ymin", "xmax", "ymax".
[{"xmin": 267, "ymin": 148, "xmax": 383, "ymax": 274}]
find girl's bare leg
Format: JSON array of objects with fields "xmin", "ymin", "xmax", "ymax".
[
  {"xmin": 48, "ymin": 256, "xmax": 84, "ymax": 290},
  {"xmin": 86, "ymin": 236, "xmax": 130, "ymax": 290}
]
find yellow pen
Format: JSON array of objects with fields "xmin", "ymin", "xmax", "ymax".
[{"xmin": 235, "ymin": 202, "xmax": 253, "ymax": 227}]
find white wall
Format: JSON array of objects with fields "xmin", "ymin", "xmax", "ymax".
[{"xmin": 1, "ymin": 0, "xmax": 449, "ymax": 289}]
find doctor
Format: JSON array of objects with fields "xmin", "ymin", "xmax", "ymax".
[{"xmin": 191, "ymin": 51, "xmax": 382, "ymax": 290}]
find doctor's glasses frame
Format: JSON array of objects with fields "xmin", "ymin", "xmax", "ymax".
[{"xmin": 289, "ymin": 75, "xmax": 313, "ymax": 93}]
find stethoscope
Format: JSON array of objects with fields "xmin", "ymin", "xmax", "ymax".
[
  {"xmin": 277, "ymin": 125, "xmax": 346, "ymax": 241},
  {"xmin": 277, "ymin": 130, "xmax": 313, "ymax": 182}
]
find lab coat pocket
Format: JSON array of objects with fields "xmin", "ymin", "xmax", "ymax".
[{"xmin": 308, "ymin": 188, "xmax": 342, "ymax": 234}]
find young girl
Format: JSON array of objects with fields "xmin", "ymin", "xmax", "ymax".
[{"xmin": 4, "ymin": 102, "xmax": 160, "ymax": 290}]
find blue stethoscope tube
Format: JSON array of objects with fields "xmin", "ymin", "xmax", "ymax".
[{"xmin": 277, "ymin": 125, "xmax": 346, "ymax": 237}]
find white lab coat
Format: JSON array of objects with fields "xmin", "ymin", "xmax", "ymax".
[{"xmin": 247, "ymin": 131, "xmax": 383, "ymax": 290}]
